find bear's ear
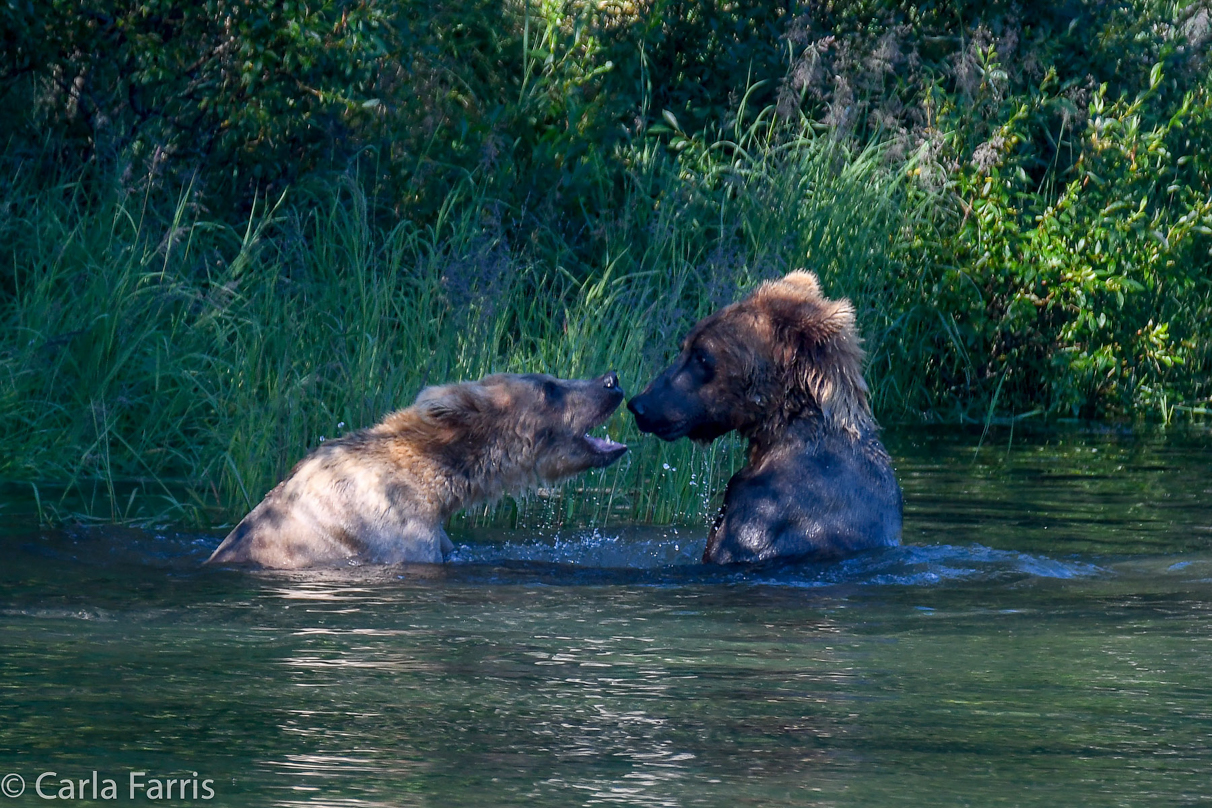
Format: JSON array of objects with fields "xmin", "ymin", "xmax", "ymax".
[
  {"xmin": 756, "ymin": 271, "xmax": 857, "ymax": 348},
  {"xmin": 752, "ymin": 270, "xmax": 870, "ymax": 428},
  {"xmin": 775, "ymin": 269, "xmax": 822, "ymax": 298},
  {"xmin": 414, "ymin": 382, "xmax": 499, "ymax": 428}
]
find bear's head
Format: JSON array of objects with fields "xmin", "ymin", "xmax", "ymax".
[
  {"xmin": 627, "ymin": 271, "xmax": 872, "ymax": 444},
  {"xmin": 414, "ymin": 371, "xmax": 629, "ymax": 481}
]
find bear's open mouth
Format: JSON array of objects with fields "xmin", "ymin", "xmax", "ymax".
[
  {"xmin": 578, "ymin": 398, "xmax": 628, "ymax": 458},
  {"xmin": 583, "ymin": 431, "xmax": 626, "ymax": 454}
]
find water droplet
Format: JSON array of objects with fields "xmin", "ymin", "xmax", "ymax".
[
  {"xmin": 662, "ymin": 463, "xmax": 670, "ymax": 470},
  {"xmin": 319, "ymin": 436, "xmax": 326, "ymax": 442}
]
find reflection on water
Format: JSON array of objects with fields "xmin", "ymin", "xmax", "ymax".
[{"xmin": 2, "ymin": 427, "xmax": 1212, "ymax": 807}]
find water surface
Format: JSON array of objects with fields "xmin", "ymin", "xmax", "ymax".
[{"xmin": 2, "ymin": 428, "xmax": 1212, "ymax": 806}]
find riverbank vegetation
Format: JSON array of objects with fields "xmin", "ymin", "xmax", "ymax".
[{"xmin": 2, "ymin": 0, "xmax": 1211, "ymax": 526}]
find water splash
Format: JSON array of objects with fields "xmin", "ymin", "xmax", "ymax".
[
  {"xmin": 448, "ymin": 528, "xmax": 1103, "ymax": 586},
  {"xmin": 9, "ymin": 525, "xmax": 1105, "ymax": 589},
  {"xmin": 449, "ymin": 527, "xmax": 703, "ymax": 569}
]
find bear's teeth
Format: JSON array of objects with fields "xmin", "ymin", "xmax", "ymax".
[{"xmin": 584, "ymin": 433, "xmax": 624, "ymax": 451}]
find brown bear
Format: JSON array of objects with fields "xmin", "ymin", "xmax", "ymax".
[
  {"xmin": 627, "ymin": 271, "xmax": 902, "ymax": 563},
  {"xmin": 206, "ymin": 372, "xmax": 628, "ymax": 569}
]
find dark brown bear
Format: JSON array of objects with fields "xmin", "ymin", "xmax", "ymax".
[
  {"xmin": 627, "ymin": 271, "xmax": 902, "ymax": 563},
  {"xmin": 207, "ymin": 372, "xmax": 628, "ymax": 569}
]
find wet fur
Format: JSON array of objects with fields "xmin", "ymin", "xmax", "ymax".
[
  {"xmin": 628, "ymin": 271, "xmax": 902, "ymax": 563},
  {"xmin": 207, "ymin": 373, "xmax": 627, "ymax": 569}
]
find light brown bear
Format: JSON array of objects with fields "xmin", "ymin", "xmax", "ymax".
[
  {"xmin": 206, "ymin": 372, "xmax": 628, "ymax": 568},
  {"xmin": 627, "ymin": 271, "xmax": 902, "ymax": 563}
]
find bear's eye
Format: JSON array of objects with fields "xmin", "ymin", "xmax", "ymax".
[{"xmin": 685, "ymin": 348, "xmax": 715, "ymax": 383}]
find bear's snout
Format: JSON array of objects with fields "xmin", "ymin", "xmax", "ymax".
[
  {"xmin": 627, "ymin": 387, "xmax": 685, "ymax": 439},
  {"xmin": 627, "ymin": 392, "xmax": 660, "ymax": 433}
]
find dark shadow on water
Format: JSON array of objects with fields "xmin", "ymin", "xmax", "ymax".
[
  {"xmin": 444, "ymin": 525, "xmax": 1105, "ymax": 587},
  {"xmin": 3, "ymin": 523, "xmax": 1104, "ymax": 594}
]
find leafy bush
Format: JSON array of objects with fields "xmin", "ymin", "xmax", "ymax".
[
  {"xmin": 1, "ymin": 0, "xmax": 389, "ymax": 195},
  {"xmin": 901, "ymin": 65, "xmax": 1212, "ymax": 420}
]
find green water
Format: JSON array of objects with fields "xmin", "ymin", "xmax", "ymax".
[{"xmin": 2, "ymin": 428, "xmax": 1212, "ymax": 806}]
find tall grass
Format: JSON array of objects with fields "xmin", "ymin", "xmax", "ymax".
[{"xmin": 0, "ymin": 126, "xmax": 916, "ymax": 529}]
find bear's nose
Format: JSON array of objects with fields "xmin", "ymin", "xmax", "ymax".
[
  {"xmin": 603, "ymin": 371, "xmax": 620, "ymax": 390},
  {"xmin": 627, "ymin": 397, "xmax": 645, "ymax": 417}
]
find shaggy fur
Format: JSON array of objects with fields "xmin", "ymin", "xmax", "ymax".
[
  {"xmin": 207, "ymin": 372, "xmax": 628, "ymax": 569},
  {"xmin": 628, "ymin": 271, "xmax": 902, "ymax": 563}
]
